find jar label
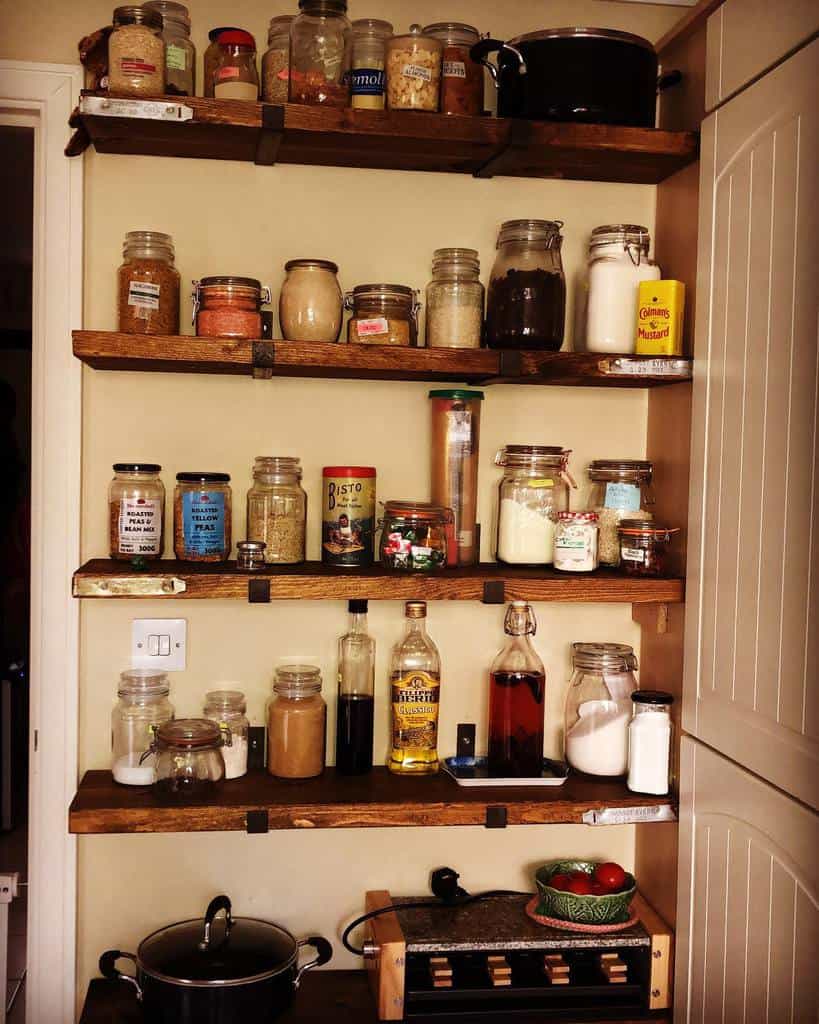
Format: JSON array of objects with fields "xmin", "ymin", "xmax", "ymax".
[
  {"xmin": 166, "ymin": 43, "xmax": 188, "ymax": 71},
  {"xmin": 622, "ymin": 546, "xmax": 646, "ymax": 563},
  {"xmin": 322, "ymin": 474, "xmax": 375, "ymax": 567},
  {"xmin": 356, "ymin": 316, "xmax": 389, "ymax": 336},
  {"xmin": 529, "ymin": 478, "xmax": 554, "ymax": 488},
  {"xmin": 391, "ymin": 671, "xmax": 440, "ymax": 751},
  {"xmin": 117, "ymin": 498, "xmax": 162, "ymax": 555},
  {"xmin": 442, "ymin": 60, "xmax": 466, "ymax": 78},
  {"xmin": 351, "ymin": 68, "xmax": 385, "ymax": 96},
  {"xmin": 128, "ymin": 279, "xmax": 161, "ymax": 312},
  {"xmin": 217, "ymin": 66, "xmax": 241, "ymax": 81},
  {"xmin": 445, "ymin": 410, "xmax": 474, "ymax": 451},
  {"xmin": 182, "ymin": 490, "xmax": 226, "ymax": 557},
  {"xmin": 402, "ymin": 64, "xmax": 432, "ymax": 82},
  {"xmin": 604, "ymin": 481, "xmax": 641, "ymax": 511},
  {"xmin": 119, "ymin": 58, "xmax": 158, "ymax": 77}
]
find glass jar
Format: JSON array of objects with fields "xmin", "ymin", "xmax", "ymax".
[
  {"xmin": 152, "ymin": 719, "xmax": 226, "ymax": 798},
  {"xmin": 267, "ymin": 665, "xmax": 326, "ymax": 779},
  {"xmin": 618, "ymin": 521, "xmax": 679, "ymax": 577},
  {"xmin": 346, "ymin": 284, "xmax": 419, "ymax": 346},
  {"xmin": 203, "ymin": 690, "xmax": 248, "ymax": 779},
  {"xmin": 213, "ymin": 29, "xmax": 258, "ymax": 100},
  {"xmin": 144, "ymin": 0, "xmax": 195, "ymax": 96},
  {"xmin": 289, "ymin": 0, "xmax": 352, "ymax": 108},
  {"xmin": 246, "ymin": 457, "xmax": 307, "ymax": 564},
  {"xmin": 173, "ymin": 472, "xmax": 232, "ymax": 562},
  {"xmin": 423, "ymin": 22, "xmax": 483, "ymax": 115},
  {"xmin": 587, "ymin": 459, "xmax": 655, "ymax": 566},
  {"xmin": 380, "ymin": 500, "xmax": 452, "ymax": 571},
  {"xmin": 279, "ymin": 259, "xmax": 343, "ymax": 343},
  {"xmin": 350, "ymin": 19, "xmax": 392, "ymax": 110},
  {"xmin": 564, "ymin": 643, "xmax": 638, "ymax": 777},
  {"xmin": 627, "ymin": 691, "xmax": 673, "ymax": 795},
  {"xmin": 111, "ymin": 669, "xmax": 174, "ymax": 786},
  {"xmin": 193, "ymin": 277, "xmax": 271, "ymax": 339},
  {"xmin": 486, "ymin": 219, "xmax": 566, "ymax": 351},
  {"xmin": 386, "ymin": 25, "xmax": 442, "ymax": 111},
  {"xmin": 554, "ymin": 511, "xmax": 599, "ymax": 572},
  {"xmin": 204, "ymin": 27, "xmax": 240, "ymax": 97},
  {"xmin": 494, "ymin": 445, "xmax": 573, "ymax": 566},
  {"xmin": 585, "ymin": 225, "xmax": 660, "ymax": 353},
  {"xmin": 237, "ymin": 540, "xmax": 267, "ymax": 570},
  {"xmin": 262, "ymin": 15, "xmax": 294, "ymax": 103},
  {"xmin": 108, "ymin": 6, "xmax": 165, "ymax": 95},
  {"xmin": 109, "ymin": 463, "xmax": 165, "ymax": 560},
  {"xmin": 425, "ymin": 248, "xmax": 484, "ymax": 349},
  {"xmin": 118, "ymin": 230, "xmax": 180, "ymax": 336}
]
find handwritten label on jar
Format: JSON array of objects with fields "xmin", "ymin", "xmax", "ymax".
[
  {"xmin": 604, "ymin": 481, "xmax": 641, "ymax": 511},
  {"xmin": 217, "ymin": 66, "xmax": 241, "ymax": 81},
  {"xmin": 402, "ymin": 64, "xmax": 432, "ymax": 82},
  {"xmin": 118, "ymin": 498, "xmax": 162, "ymax": 555},
  {"xmin": 442, "ymin": 60, "xmax": 466, "ymax": 78},
  {"xmin": 128, "ymin": 280, "xmax": 161, "ymax": 311},
  {"xmin": 356, "ymin": 316, "xmax": 389, "ymax": 336},
  {"xmin": 622, "ymin": 546, "xmax": 646, "ymax": 563},
  {"xmin": 166, "ymin": 44, "xmax": 187, "ymax": 71},
  {"xmin": 182, "ymin": 490, "xmax": 226, "ymax": 557}
]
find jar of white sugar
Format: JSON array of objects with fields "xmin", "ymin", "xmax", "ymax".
[
  {"xmin": 111, "ymin": 669, "xmax": 174, "ymax": 786},
  {"xmin": 627, "ymin": 690, "xmax": 673, "ymax": 795},
  {"xmin": 585, "ymin": 225, "xmax": 660, "ymax": 353},
  {"xmin": 203, "ymin": 690, "xmax": 249, "ymax": 779}
]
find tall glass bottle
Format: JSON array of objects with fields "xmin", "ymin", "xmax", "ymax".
[
  {"xmin": 487, "ymin": 602, "xmax": 546, "ymax": 777},
  {"xmin": 336, "ymin": 599, "xmax": 375, "ymax": 775},
  {"xmin": 388, "ymin": 601, "xmax": 440, "ymax": 775}
]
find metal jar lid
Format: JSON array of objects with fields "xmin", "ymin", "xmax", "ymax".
[
  {"xmin": 113, "ymin": 5, "xmax": 163, "ymax": 29},
  {"xmin": 113, "ymin": 462, "xmax": 162, "ymax": 473},
  {"xmin": 497, "ymin": 219, "xmax": 563, "ymax": 249},
  {"xmin": 284, "ymin": 259, "xmax": 339, "ymax": 274},
  {"xmin": 176, "ymin": 472, "xmax": 231, "ymax": 483},
  {"xmin": 155, "ymin": 718, "xmax": 223, "ymax": 750},
  {"xmin": 588, "ymin": 459, "xmax": 653, "ymax": 481},
  {"xmin": 572, "ymin": 641, "xmax": 637, "ymax": 673}
]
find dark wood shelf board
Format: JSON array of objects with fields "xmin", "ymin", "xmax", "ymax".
[
  {"xmin": 72, "ymin": 559, "xmax": 685, "ymax": 604},
  {"xmin": 72, "ymin": 332, "xmax": 693, "ymax": 388},
  {"xmin": 69, "ymin": 767, "xmax": 675, "ymax": 835},
  {"xmin": 72, "ymin": 93, "xmax": 699, "ymax": 185}
]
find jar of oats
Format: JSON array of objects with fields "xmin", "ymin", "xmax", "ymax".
[
  {"xmin": 108, "ymin": 6, "xmax": 165, "ymax": 96},
  {"xmin": 117, "ymin": 231, "xmax": 180, "ymax": 336},
  {"xmin": 246, "ymin": 457, "xmax": 307, "ymax": 564},
  {"xmin": 109, "ymin": 463, "xmax": 165, "ymax": 560},
  {"xmin": 174, "ymin": 473, "xmax": 232, "ymax": 562},
  {"xmin": 261, "ymin": 15, "xmax": 294, "ymax": 103},
  {"xmin": 386, "ymin": 25, "xmax": 442, "ymax": 111}
]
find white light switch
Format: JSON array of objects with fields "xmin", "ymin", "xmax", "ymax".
[{"xmin": 132, "ymin": 619, "xmax": 187, "ymax": 671}]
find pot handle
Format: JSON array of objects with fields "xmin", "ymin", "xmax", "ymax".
[
  {"xmin": 294, "ymin": 936, "xmax": 333, "ymax": 989},
  {"xmin": 200, "ymin": 894, "xmax": 233, "ymax": 951},
  {"xmin": 469, "ymin": 37, "xmax": 527, "ymax": 89},
  {"xmin": 99, "ymin": 950, "xmax": 143, "ymax": 1002},
  {"xmin": 657, "ymin": 69, "xmax": 683, "ymax": 92}
]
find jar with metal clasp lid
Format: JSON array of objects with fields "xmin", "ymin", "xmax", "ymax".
[
  {"xmin": 193, "ymin": 276, "xmax": 271, "ymax": 339},
  {"xmin": 149, "ymin": 718, "xmax": 227, "ymax": 799},
  {"xmin": 345, "ymin": 284, "xmax": 420, "ymax": 346},
  {"xmin": 380, "ymin": 500, "xmax": 455, "ymax": 571},
  {"xmin": 587, "ymin": 459, "xmax": 655, "ymax": 565}
]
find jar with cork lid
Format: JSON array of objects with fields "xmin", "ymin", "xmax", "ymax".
[{"xmin": 267, "ymin": 666, "xmax": 326, "ymax": 779}]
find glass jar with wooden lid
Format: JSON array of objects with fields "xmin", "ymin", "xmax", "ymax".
[
  {"xmin": 345, "ymin": 284, "xmax": 419, "ymax": 346},
  {"xmin": 267, "ymin": 665, "xmax": 326, "ymax": 779}
]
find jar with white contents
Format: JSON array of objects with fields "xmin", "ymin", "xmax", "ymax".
[
  {"xmin": 554, "ymin": 511, "xmax": 599, "ymax": 572},
  {"xmin": 585, "ymin": 225, "xmax": 660, "ymax": 353},
  {"xmin": 494, "ymin": 446, "xmax": 574, "ymax": 566},
  {"xmin": 203, "ymin": 690, "xmax": 249, "ymax": 779},
  {"xmin": 627, "ymin": 690, "xmax": 673, "ymax": 795},
  {"xmin": 111, "ymin": 669, "xmax": 174, "ymax": 786}
]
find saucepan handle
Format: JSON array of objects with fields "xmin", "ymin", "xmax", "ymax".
[
  {"xmin": 99, "ymin": 950, "xmax": 143, "ymax": 1001},
  {"xmin": 657, "ymin": 70, "xmax": 683, "ymax": 91},
  {"xmin": 294, "ymin": 936, "xmax": 333, "ymax": 988},
  {"xmin": 469, "ymin": 37, "xmax": 527, "ymax": 88}
]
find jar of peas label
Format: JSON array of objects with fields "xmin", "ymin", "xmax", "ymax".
[{"xmin": 174, "ymin": 473, "xmax": 232, "ymax": 562}]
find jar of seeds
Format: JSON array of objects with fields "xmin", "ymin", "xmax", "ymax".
[
  {"xmin": 117, "ymin": 231, "xmax": 180, "ymax": 336},
  {"xmin": 108, "ymin": 5, "xmax": 165, "ymax": 95},
  {"xmin": 246, "ymin": 457, "xmax": 307, "ymax": 564}
]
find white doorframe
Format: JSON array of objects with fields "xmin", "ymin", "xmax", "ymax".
[{"xmin": 0, "ymin": 62, "xmax": 83, "ymax": 1023}]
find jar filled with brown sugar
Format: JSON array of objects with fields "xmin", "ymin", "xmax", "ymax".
[
  {"xmin": 109, "ymin": 463, "xmax": 165, "ymax": 560},
  {"xmin": 117, "ymin": 231, "xmax": 180, "ymax": 336},
  {"xmin": 108, "ymin": 5, "xmax": 165, "ymax": 95},
  {"xmin": 267, "ymin": 665, "xmax": 326, "ymax": 779}
]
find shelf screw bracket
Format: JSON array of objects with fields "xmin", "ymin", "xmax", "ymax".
[
  {"xmin": 246, "ymin": 810, "xmax": 269, "ymax": 834},
  {"xmin": 248, "ymin": 578, "xmax": 271, "ymax": 603},
  {"xmin": 485, "ymin": 806, "xmax": 507, "ymax": 829},
  {"xmin": 482, "ymin": 581, "xmax": 505, "ymax": 605},
  {"xmin": 252, "ymin": 341, "xmax": 276, "ymax": 380}
]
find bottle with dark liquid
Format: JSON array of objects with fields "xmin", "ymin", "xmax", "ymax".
[
  {"xmin": 487, "ymin": 601, "xmax": 546, "ymax": 777},
  {"xmin": 335, "ymin": 599, "xmax": 375, "ymax": 775}
]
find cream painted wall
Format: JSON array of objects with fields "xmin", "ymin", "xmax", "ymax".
[{"xmin": 0, "ymin": 0, "xmax": 685, "ymax": 1011}]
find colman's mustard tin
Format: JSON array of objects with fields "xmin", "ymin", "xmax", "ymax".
[{"xmin": 635, "ymin": 280, "xmax": 685, "ymax": 356}]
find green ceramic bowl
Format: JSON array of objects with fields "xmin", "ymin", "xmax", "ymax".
[{"xmin": 534, "ymin": 860, "xmax": 636, "ymax": 924}]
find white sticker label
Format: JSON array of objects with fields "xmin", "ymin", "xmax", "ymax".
[
  {"xmin": 443, "ymin": 60, "xmax": 466, "ymax": 78},
  {"xmin": 128, "ymin": 280, "xmax": 161, "ymax": 311},
  {"xmin": 356, "ymin": 316, "xmax": 389, "ymax": 336},
  {"xmin": 118, "ymin": 498, "xmax": 162, "ymax": 555},
  {"xmin": 622, "ymin": 546, "xmax": 645, "ymax": 563},
  {"xmin": 582, "ymin": 805, "xmax": 676, "ymax": 825},
  {"xmin": 458, "ymin": 530, "xmax": 473, "ymax": 547},
  {"xmin": 402, "ymin": 64, "xmax": 432, "ymax": 82}
]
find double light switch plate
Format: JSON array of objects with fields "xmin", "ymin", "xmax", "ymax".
[{"xmin": 132, "ymin": 618, "xmax": 187, "ymax": 671}]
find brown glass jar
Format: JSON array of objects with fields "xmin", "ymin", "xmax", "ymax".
[
  {"xmin": 423, "ymin": 22, "xmax": 483, "ymax": 115},
  {"xmin": 345, "ymin": 284, "xmax": 419, "ymax": 346},
  {"xmin": 193, "ymin": 277, "xmax": 271, "ymax": 339}
]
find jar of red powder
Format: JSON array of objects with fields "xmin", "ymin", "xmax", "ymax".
[{"xmin": 193, "ymin": 276, "xmax": 271, "ymax": 339}]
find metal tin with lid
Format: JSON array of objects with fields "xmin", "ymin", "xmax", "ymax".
[{"xmin": 321, "ymin": 466, "xmax": 377, "ymax": 569}]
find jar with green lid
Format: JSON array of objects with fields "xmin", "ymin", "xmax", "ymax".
[
  {"xmin": 108, "ymin": 5, "xmax": 165, "ymax": 95},
  {"xmin": 173, "ymin": 473, "xmax": 232, "ymax": 562},
  {"xmin": 144, "ymin": 0, "xmax": 195, "ymax": 95},
  {"xmin": 587, "ymin": 459, "xmax": 655, "ymax": 566},
  {"xmin": 262, "ymin": 15, "xmax": 294, "ymax": 103}
]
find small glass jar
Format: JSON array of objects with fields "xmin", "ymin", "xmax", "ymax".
[
  {"xmin": 246, "ymin": 457, "xmax": 307, "ymax": 564},
  {"xmin": 237, "ymin": 540, "xmax": 267, "ymax": 570},
  {"xmin": 554, "ymin": 511, "xmax": 599, "ymax": 572},
  {"xmin": 423, "ymin": 22, "xmax": 483, "ymax": 115},
  {"xmin": 109, "ymin": 463, "xmax": 165, "ymax": 560},
  {"xmin": 350, "ymin": 19, "xmax": 392, "ymax": 109},
  {"xmin": 174, "ymin": 472, "xmax": 232, "ymax": 562},
  {"xmin": 586, "ymin": 225, "xmax": 660, "ymax": 354},
  {"xmin": 118, "ymin": 231, "xmax": 180, "ymax": 336},
  {"xmin": 486, "ymin": 219, "xmax": 566, "ymax": 351},
  {"xmin": 618, "ymin": 521, "xmax": 678, "ymax": 577},
  {"xmin": 386, "ymin": 25, "xmax": 442, "ymax": 111},
  {"xmin": 108, "ymin": 6, "xmax": 165, "ymax": 95},
  {"xmin": 279, "ymin": 260, "xmax": 343, "ymax": 343},
  {"xmin": 346, "ymin": 284, "xmax": 419, "ymax": 346},
  {"xmin": 262, "ymin": 15, "xmax": 294, "ymax": 103},
  {"xmin": 144, "ymin": 0, "xmax": 195, "ymax": 96},
  {"xmin": 494, "ymin": 446, "xmax": 573, "ymax": 566},
  {"xmin": 193, "ymin": 277, "xmax": 271, "ymax": 339},
  {"xmin": 203, "ymin": 690, "xmax": 248, "ymax": 779},
  {"xmin": 213, "ymin": 29, "xmax": 258, "ymax": 100},
  {"xmin": 289, "ymin": 0, "xmax": 352, "ymax": 108},
  {"xmin": 627, "ymin": 691, "xmax": 673, "ymax": 795},
  {"xmin": 111, "ymin": 669, "xmax": 174, "ymax": 786},
  {"xmin": 380, "ymin": 500, "xmax": 451, "ymax": 571},
  {"xmin": 564, "ymin": 643, "xmax": 638, "ymax": 777},
  {"xmin": 425, "ymin": 248, "xmax": 483, "ymax": 349},
  {"xmin": 204, "ymin": 27, "xmax": 240, "ymax": 97},
  {"xmin": 267, "ymin": 665, "xmax": 326, "ymax": 779},
  {"xmin": 587, "ymin": 459, "xmax": 655, "ymax": 566},
  {"xmin": 152, "ymin": 719, "xmax": 226, "ymax": 798}
]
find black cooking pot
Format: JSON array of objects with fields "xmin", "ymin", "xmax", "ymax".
[
  {"xmin": 99, "ymin": 895, "xmax": 332, "ymax": 1023},
  {"xmin": 471, "ymin": 28, "xmax": 679, "ymax": 127}
]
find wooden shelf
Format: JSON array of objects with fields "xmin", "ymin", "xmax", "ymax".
[
  {"xmin": 70, "ymin": 93, "xmax": 699, "ymax": 185},
  {"xmin": 72, "ymin": 559, "xmax": 685, "ymax": 604},
  {"xmin": 72, "ymin": 332, "xmax": 693, "ymax": 388},
  {"xmin": 69, "ymin": 767, "xmax": 675, "ymax": 835}
]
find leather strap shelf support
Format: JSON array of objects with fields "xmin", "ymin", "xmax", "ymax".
[
  {"xmin": 252, "ymin": 340, "xmax": 276, "ymax": 380},
  {"xmin": 255, "ymin": 103, "xmax": 285, "ymax": 166}
]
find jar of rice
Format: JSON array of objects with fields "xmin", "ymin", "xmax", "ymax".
[{"xmin": 586, "ymin": 459, "xmax": 655, "ymax": 566}]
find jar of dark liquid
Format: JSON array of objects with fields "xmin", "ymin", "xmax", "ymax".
[
  {"xmin": 487, "ymin": 601, "xmax": 546, "ymax": 777},
  {"xmin": 485, "ymin": 219, "xmax": 565, "ymax": 351}
]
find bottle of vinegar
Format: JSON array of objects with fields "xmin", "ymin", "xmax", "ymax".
[
  {"xmin": 335, "ymin": 599, "xmax": 375, "ymax": 775},
  {"xmin": 388, "ymin": 601, "xmax": 441, "ymax": 775}
]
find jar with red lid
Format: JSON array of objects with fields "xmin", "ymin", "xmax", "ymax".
[
  {"xmin": 554, "ymin": 511, "xmax": 599, "ymax": 572},
  {"xmin": 380, "ymin": 500, "xmax": 455, "ymax": 571},
  {"xmin": 193, "ymin": 276, "xmax": 271, "ymax": 340},
  {"xmin": 423, "ymin": 22, "xmax": 483, "ymax": 115},
  {"xmin": 322, "ymin": 467, "xmax": 376, "ymax": 568},
  {"xmin": 213, "ymin": 29, "xmax": 258, "ymax": 100}
]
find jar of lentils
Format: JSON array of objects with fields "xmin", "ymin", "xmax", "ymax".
[
  {"xmin": 425, "ymin": 248, "xmax": 483, "ymax": 349},
  {"xmin": 109, "ymin": 463, "xmax": 165, "ymax": 560},
  {"xmin": 108, "ymin": 6, "xmax": 165, "ymax": 95},
  {"xmin": 118, "ymin": 231, "xmax": 180, "ymax": 336},
  {"xmin": 261, "ymin": 15, "xmax": 294, "ymax": 103},
  {"xmin": 174, "ymin": 472, "xmax": 232, "ymax": 562},
  {"xmin": 193, "ymin": 277, "xmax": 271, "ymax": 339}
]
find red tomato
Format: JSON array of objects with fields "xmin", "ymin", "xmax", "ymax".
[
  {"xmin": 566, "ymin": 875, "xmax": 593, "ymax": 895},
  {"xmin": 593, "ymin": 862, "xmax": 627, "ymax": 893},
  {"xmin": 589, "ymin": 882, "xmax": 605, "ymax": 895},
  {"xmin": 569, "ymin": 869, "xmax": 591, "ymax": 881},
  {"xmin": 548, "ymin": 873, "xmax": 572, "ymax": 891}
]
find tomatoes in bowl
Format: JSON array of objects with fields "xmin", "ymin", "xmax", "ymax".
[{"xmin": 593, "ymin": 862, "xmax": 628, "ymax": 893}]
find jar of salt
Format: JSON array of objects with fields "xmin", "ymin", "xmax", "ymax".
[
  {"xmin": 203, "ymin": 690, "xmax": 249, "ymax": 779},
  {"xmin": 111, "ymin": 669, "xmax": 174, "ymax": 786},
  {"xmin": 627, "ymin": 690, "xmax": 673, "ymax": 794}
]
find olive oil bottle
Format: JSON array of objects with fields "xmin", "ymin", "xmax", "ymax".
[{"xmin": 387, "ymin": 601, "xmax": 441, "ymax": 774}]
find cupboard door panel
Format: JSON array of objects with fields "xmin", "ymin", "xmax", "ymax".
[{"xmin": 684, "ymin": 40, "xmax": 819, "ymax": 809}]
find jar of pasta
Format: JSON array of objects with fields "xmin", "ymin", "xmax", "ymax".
[
  {"xmin": 386, "ymin": 25, "xmax": 442, "ymax": 111},
  {"xmin": 108, "ymin": 6, "xmax": 165, "ymax": 95},
  {"xmin": 173, "ymin": 472, "xmax": 232, "ymax": 562},
  {"xmin": 346, "ymin": 284, "xmax": 419, "ymax": 346},
  {"xmin": 118, "ymin": 231, "xmax": 180, "ymax": 336},
  {"xmin": 425, "ymin": 248, "xmax": 483, "ymax": 349},
  {"xmin": 109, "ymin": 463, "xmax": 165, "ymax": 560},
  {"xmin": 267, "ymin": 666, "xmax": 326, "ymax": 779},
  {"xmin": 279, "ymin": 259, "xmax": 343, "ymax": 343},
  {"xmin": 193, "ymin": 277, "xmax": 271, "ymax": 339},
  {"xmin": 423, "ymin": 22, "xmax": 483, "ymax": 115},
  {"xmin": 587, "ymin": 459, "xmax": 655, "ymax": 566},
  {"xmin": 261, "ymin": 15, "xmax": 294, "ymax": 103},
  {"xmin": 246, "ymin": 457, "xmax": 307, "ymax": 564},
  {"xmin": 350, "ymin": 19, "xmax": 392, "ymax": 109}
]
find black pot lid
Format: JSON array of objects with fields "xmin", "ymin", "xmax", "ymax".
[{"xmin": 138, "ymin": 897, "xmax": 297, "ymax": 986}]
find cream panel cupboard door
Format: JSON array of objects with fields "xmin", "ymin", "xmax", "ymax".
[
  {"xmin": 705, "ymin": 0, "xmax": 819, "ymax": 109},
  {"xmin": 684, "ymin": 39, "xmax": 819, "ymax": 810},
  {"xmin": 675, "ymin": 738, "xmax": 819, "ymax": 1024}
]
